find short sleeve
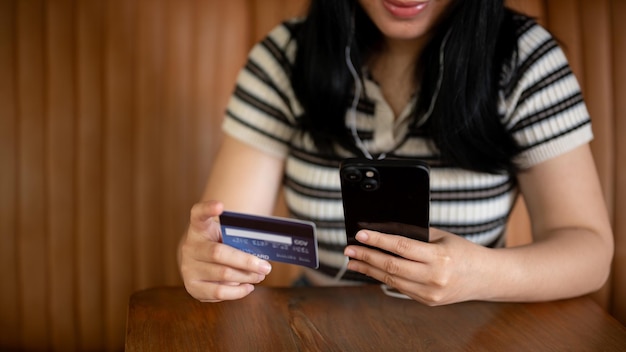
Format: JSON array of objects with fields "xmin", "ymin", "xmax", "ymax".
[
  {"xmin": 500, "ymin": 20, "xmax": 593, "ymax": 169},
  {"xmin": 221, "ymin": 21, "xmax": 304, "ymax": 159}
]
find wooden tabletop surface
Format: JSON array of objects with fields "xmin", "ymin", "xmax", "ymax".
[{"xmin": 125, "ymin": 285, "xmax": 626, "ymax": 351}]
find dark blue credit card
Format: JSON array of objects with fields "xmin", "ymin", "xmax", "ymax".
[{"xmin": 219, "ymin": 211, "xmax": 319, "ymax": 269}]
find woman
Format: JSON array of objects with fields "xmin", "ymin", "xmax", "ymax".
[{"xmin": 179, "ymin": 0, "xmax": 613, "ymax": 304}]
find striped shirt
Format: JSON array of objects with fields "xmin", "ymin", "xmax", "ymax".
[{"xmin": 222, "ymin": 15, "xmax": 593, "ymax": 282}]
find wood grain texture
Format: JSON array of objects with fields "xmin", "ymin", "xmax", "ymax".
[{"xmin": 126, "ymin": 286, "xmax": 626, "ymax": 352}]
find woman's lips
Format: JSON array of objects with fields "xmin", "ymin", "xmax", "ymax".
[{"xmin": 382, "ymin": 0, "xmax": 429, "ymax": 19}]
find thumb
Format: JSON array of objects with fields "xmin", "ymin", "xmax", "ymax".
[{"xmin": 189, "ymin": 201, "xmax": 224, "ymax": 241}]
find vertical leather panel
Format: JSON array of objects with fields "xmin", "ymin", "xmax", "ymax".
[
  {"xmin": 160, "ymin": 0, "xmax": 196, "ymax": 286},
  {"xmin": 610, "ymin": 0, "xmax": 626, "ymax": 326},
  {"xmin": 16, "ymin": 0, "xmax": 50, "ymax": 349},
  {"xmin": 134, "ymin": 0, "xmax": 165, "ymax": 291},
  {"xmin": 189, "ymin": 0, "xmax": 224, "ymax": 201},
  {"xmin": 192, "ymin": 0, "xmax": 251, "ymax": 195},
  {"xmin": 46, "ymin": 0, "xmax": 78, "ymax": 350},
  {"xmin": 0, "ymin": 0, "xmax": 20, "ymax": 349},
  {"xmin": 103, "ymin": 0, "xmax": 136, "ymax": 349},
  {"xmin": 75, "ymin": 0, "xmax": 106, "ymax": 349},
  {"xmin": 545, "ymin": 0, "xmax": 584, "ymax": 83}
]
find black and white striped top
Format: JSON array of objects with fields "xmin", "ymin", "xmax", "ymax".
[{"xmin": 221, "ymin": 15, "xmax": 593, "ymax": 281}]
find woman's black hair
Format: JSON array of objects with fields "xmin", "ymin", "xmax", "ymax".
[{"xmin": 292, "ymin": 0, "xmax": 522, "ymax": 174}]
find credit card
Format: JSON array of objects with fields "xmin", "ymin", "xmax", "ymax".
[{"xmin": 219, "ymin": 211, "xmax": 319, "ymax": 269}]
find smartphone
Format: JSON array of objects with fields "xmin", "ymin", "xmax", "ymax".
[{"xmin": 340, "ymin": 158, "xmax": 430, "ymax": 250}]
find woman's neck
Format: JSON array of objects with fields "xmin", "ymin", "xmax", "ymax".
[{"xmin": 368, "ymin": 37, "xmax": 427, "ymax": 118}]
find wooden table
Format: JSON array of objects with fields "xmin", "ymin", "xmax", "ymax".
[{"xmin": 125, "ymin": 285, "xmax": 626, "ymax": 351}]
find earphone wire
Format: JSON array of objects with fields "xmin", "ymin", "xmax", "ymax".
[
  {"xmin": 414, "ymin": 29, "xmax": 451, "ymax": 128},
  {"xmin": 345, "ymin": 40, "xmax": 374, "ymax": 159},
  {"xmin": 344, "ymin": 29, "xmax": 451, "ymax": 160}
]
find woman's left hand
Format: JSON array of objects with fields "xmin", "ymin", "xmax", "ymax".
[{"xmin": 344, "ymin": 228, "xmax": 489, "ymax": 306}]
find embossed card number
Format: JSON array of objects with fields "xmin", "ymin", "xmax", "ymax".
[{"xmin": 219, "ymin": 211, "xmax": 319, "ymax": 269}]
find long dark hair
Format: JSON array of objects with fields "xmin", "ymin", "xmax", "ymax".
[{"xmin": 291, "ymin": 0, "xmax": 522, "ymax": 174}]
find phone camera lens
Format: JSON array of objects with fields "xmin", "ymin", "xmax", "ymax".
[
  {"xmin": 342, "ymin": 167, "xmax": 362, "ymax": 183},
  {"xmin": 361, "ymin": 178, "xmax": 379, "ymax": 191}
]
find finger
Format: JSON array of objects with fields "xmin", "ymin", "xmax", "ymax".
[
  {"xmin": 344, "ymin": 245, "xmax": 427, "ymax": 283},
  {"xmin": 352, "ymin": 230, "xmax": 431, "ymax": 262},
  {"xmin": 189, "ymin": 241, "xmax": 272, "ymax": 276},
  {"xmin": 346, "ymin": 257, "xmax": 415, "ymax": 292},
  {"xmin": 211, "ymin": 243, "xmax": 272, "ymax": 274},
  {"xmin": 189, "ymin": 201, "xmax": 224, "ymax": 233},
  {"xmin": 186, "ymin": 280, "xmax": 256, "ymax": 302},
  {"xmin": 185, "ymin": 260, "xmax": 268, "ymax": 285}
]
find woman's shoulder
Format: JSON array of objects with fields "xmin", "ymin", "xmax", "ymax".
[
  {"xmin": 244, "ymin": 18, "xmax": 305, "ymax": 68},
  {"xmin": 258, "ymin": 18, "xmax": 305, "ymax": 49},
  {"xmin": 499, "ymin": 10, "xmax": 572, "ymax": 92},
  {"xmin": 506, "ymin": 11, "xmax": 560, "ymax": 59}
]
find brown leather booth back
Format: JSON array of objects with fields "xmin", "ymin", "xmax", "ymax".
[{"xmin": 0, "ymin": 0, "xmax": 623, "ymax": 350}]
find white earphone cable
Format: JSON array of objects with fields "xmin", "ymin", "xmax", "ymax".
[
  {"xmin": 345, "ymin": 44, "xmax": 374, "ymax": 160},
  {"xmin": 344, "ymin": 30, "xmax": 451, "ymax": 160}
]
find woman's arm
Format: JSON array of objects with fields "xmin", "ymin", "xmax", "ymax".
[
  {"xmin": 492, "ymin": 143, "xmax": 614, "ymax": 300},
  {"xmin": 344, "ymin": 144, "xmax": 614, "ymax": 304},
  {"xmin": 178, "ymin": 135, "xmax": 285, "ymax": 302},
  {"xmin": 201, "ymin": 135, "xmax": 285, "ymax": 214}
]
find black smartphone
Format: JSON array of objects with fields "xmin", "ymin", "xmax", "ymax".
[{"xmin": 340, "ymin": 158, "xmax": 430, "ymax": 250}]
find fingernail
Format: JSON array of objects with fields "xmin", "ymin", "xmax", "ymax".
[
  {"xmin": 355, "ymin": 231, "xmax": 369, "ymax": 242},
  {"xmin": 259, "ymin": 261, "xmax": 272, "ymax": 275},
  {"xmin": 344, "ymin": 248, "xmax": 356, "ymax": 257}
]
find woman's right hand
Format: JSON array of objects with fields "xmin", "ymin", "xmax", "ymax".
[{"xmin": 179, "ymin": 200, "xmax": 273, "ymax": 302}]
